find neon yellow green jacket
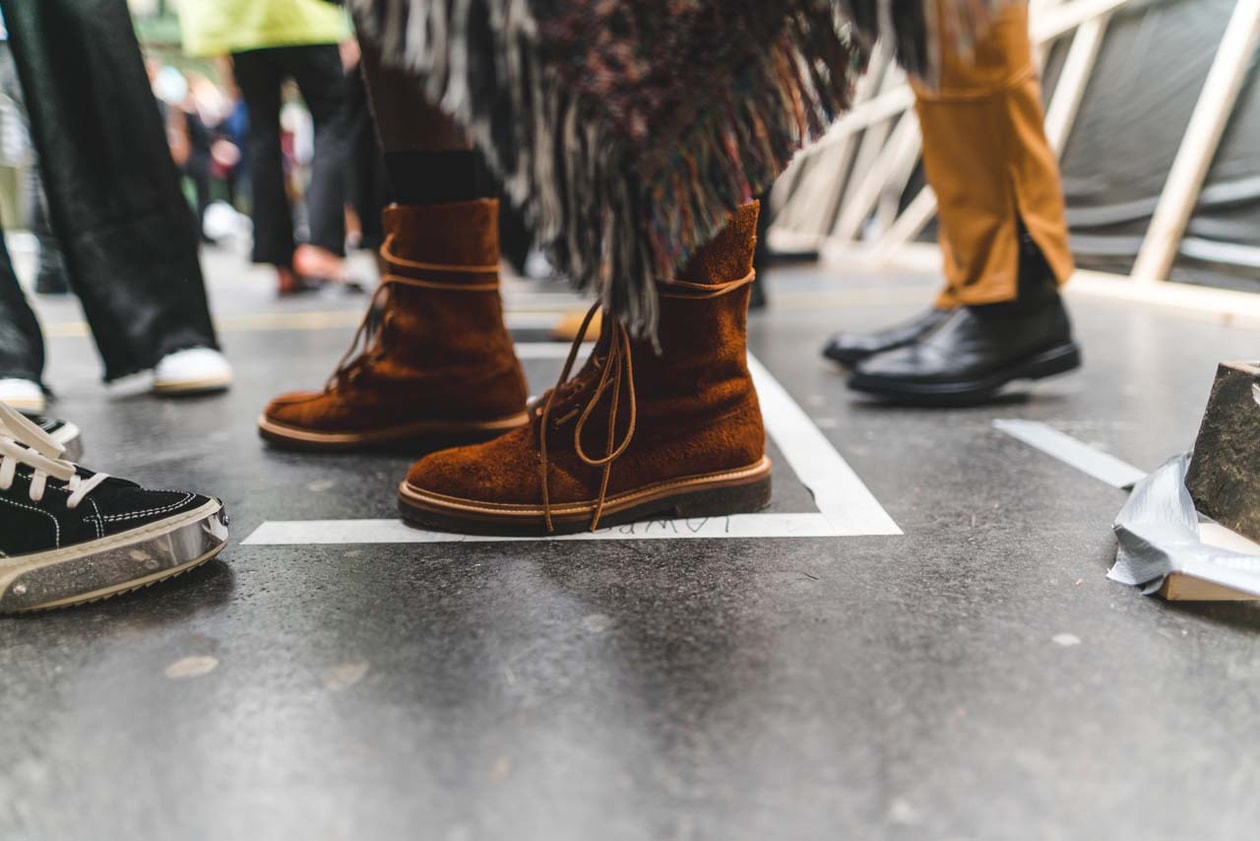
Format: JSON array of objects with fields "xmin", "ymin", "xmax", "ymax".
[{"xmin": 178, "ymin": 0, "xmax": 351, "ymax": 58}]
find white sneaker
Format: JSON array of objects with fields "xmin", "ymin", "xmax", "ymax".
[
  {"xmin": 152, "ymin": 348, "xmax": 233, "ymax": 395},
  {"xmin": 0, "ymin": 379, "xmax": 46, "ymax": 413}
]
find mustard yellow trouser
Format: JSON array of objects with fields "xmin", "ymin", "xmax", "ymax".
[{"xmin": 913, "ymin": 2, "xmax": 1074, "ymax": 309}]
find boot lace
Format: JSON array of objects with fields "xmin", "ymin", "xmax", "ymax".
[
  {"xmin": 328, "ymin": 234, "xmax": 501, "ymax": 391},
  {"xmin": 535, "ymin": 271, "xmax": 755, "ymax": 533},
  {"xmin": 0, "ymin": 403, "xmax": 106, "ymax": 510}
]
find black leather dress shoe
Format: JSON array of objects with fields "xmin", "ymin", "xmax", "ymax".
[
  {"xmin": 849, "ymin": 234, "xmax": 1081, "ymax": 404},
  {"xmin": 822, "ymin": 306, "xmax": 953, "ymax": 367},
  {"xmin": 848, "ymin": 298, "xmax": 1080, "ymax": 403}
]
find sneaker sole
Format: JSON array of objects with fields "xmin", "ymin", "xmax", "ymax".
[
  {"xmin": 848, "ymin": 340, "xmax": 1082, "ymax": 405},
  {"xmin": 1, "ymin": 395, "xmax": 46, "ymax": 413},
  {"xmin": 0, "ymin": 500, "xmax": 228, "ymax": 614},
  {"xmin": 257, "ymin": 412, "xmax": 530, "ymax": 453},
  {"xmin": 152, "ymin": 375, "xmax": 233, "ymax": 395},
  {"xmin": 398, "ymin": 456, "xmax": 773, "ymax": 536}
]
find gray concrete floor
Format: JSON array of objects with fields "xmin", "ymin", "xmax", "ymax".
[{"xmin": 3, "ymin": 241, "xmax": 1260, "ymax": 841}]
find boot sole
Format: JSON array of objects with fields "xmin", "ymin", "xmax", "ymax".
[
  {"xmin": 0, "ymin": 500, "xmax": 228, "ymax": 614},
  {"xmin": 257, "ymin": 412, "xmax": 530, "ymax": 453},
  {"xmin": 398, "ymin": 456, "xmax": 773, "ymax": 537},
  {"xmin": 849, "ymin": 340, "xmax": 1082, "ymax": 405}
]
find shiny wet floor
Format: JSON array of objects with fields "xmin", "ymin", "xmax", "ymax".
[{"xmin": 3, "ymin": 243, "xmax": 1259, "ymax": 841}]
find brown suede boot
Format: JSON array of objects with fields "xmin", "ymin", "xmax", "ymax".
[
  {"xmin": 259, "ymin": 200, "xmax": 530, "ymax": 451},
  {"xmin": 398, "ymin": 202, "xmax": 771, "ymax": 535}
]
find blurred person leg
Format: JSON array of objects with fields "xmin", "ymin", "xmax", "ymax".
[
  {"xmin": 0, "ymin": 38, "xmax": 47, "ymax": 409},
  {"xmin": 0, "ymin": 226, "xmax": 47, "ymax": 411},
  {"xmin": 0, "ymin": 0, "xmax": 231, "ymax": 394},
  {"xmin": 230, "ymin": 48, "xmax": 301, "ymax": 293},
  {"xmin": 0, "ymin": 36, "xmax": 68, "ymax": 297},
  {"xmin": 182, "ymin": 109, "xmax": 217, "ymax": 244},
  {"xmin": 258, "ymin": 45, "xmax": 531, "ymax": 451},
  {"xmin": 828, "ymin": 0, "xmax": 1080, "ymax": 404},
  {"xmin": 234, "ymin": 43, "xmax": 355, "ymax": 292},
  {"xmin": 27, "ymin": 172, "xmax": 70, "ymax": 295},
  {"xmin": 343, "ymin": 60, "xmax": 390, "ymax": 255},
  {"xmin": 284, "ymin": 44, "xmax": 353, "ymax": 285}
]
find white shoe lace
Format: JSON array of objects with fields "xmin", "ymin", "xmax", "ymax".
[{"xmin": 0, "ymin": 403, "xmax": 106, "ymax": 510}]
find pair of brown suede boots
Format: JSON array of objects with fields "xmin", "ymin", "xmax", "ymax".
[{"xmin": 258, "ymin": 199, "xmax": 772, "ymax": 535}]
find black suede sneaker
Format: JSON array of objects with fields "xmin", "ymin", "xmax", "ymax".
[{"xmin": 0, "ymin": 404, "xmax": 228, "ymax": 613}]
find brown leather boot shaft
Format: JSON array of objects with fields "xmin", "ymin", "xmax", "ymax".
[
  {"xmin": 630, "ymin": 201, "xmax": 761, "ymax": 430},
  {"xmin": 378, "ymin": 200, "xmax": 528, "ymax": 419},
  {"xmin": 261, "ymin": 199, "xmax": 529, "ymax": 446},
  {"xmin": 676, "ymin": 201, "xmax": 760, "ymax": 287},
  {"xmin": 382, "ymin": 200, "xmax": 500, "ymax": 269},
  {"xmin": 401, "ymin": 201, "xmax": 769, "ymax": 534}
]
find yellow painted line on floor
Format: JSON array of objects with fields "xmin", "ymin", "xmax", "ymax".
[
  {"xmin": 42, "ymin": 310, "xmax": 363, "ymax": 339},
  {"xmin": 45, "ymin": 322, "xmax": 92, "ymax": 339},
  {"xmin": 43, "ymin": 310, "xmax": 375, "ymax": 338}
]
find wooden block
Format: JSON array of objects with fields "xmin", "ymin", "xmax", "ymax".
[
  {"xmin": 1159, "ymin": 573, "xmax": 1260, "ymax": 602},
  {"xmin": 1186, "ymin": 361, "xmax": 1260, "ymax": 543}
]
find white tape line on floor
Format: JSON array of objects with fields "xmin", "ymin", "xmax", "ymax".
[
  {"xmin": 993, "ymin": 419, "xmax": 1147, "ymax": 489},
  {"xmin": 243, "ymin": 349, "xmax": 901, "ymax": 545},
  {"xmin": 747, "ymin": 356, "xmax": 901, "ymax": 536},
  {"xmin": 245, "ymin": 513, "xmax": 839, "ymax": 545}
]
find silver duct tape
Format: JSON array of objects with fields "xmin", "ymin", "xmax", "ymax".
[
  {"xmin": 1110, "ymin": 455, "xmax": 1260, "ymax": 597},
  {"xmin": 0, "ymin": 505, "xmax": 229, "ymax": 612}
]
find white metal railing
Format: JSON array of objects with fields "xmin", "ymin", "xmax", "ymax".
[{"xmin": 772, "ymin": 0, "xmax": 1260, "ymax": 296}]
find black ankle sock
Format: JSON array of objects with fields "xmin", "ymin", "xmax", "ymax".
[{"xmin": 384, "ymin": 150, "xmax": 496, "ymax": 206}]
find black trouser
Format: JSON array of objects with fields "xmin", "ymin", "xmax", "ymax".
[
  {"xmin": 232, "ymin": 44, "xmax": 349, "ymax": 268},
  {"xmin": 28, "ymin": 169, "xmax": 70, "ymax": 292},
  {"xmin": 345, "ymin": 62, "xmax": 390, "ymax": 251},
  {"xmin": 2, "ymin": 41, "xmax": 70, "ymax": 294},
  {"xmin": 184, "ymin": 151, "xmax": 214, "ymax": 234},
  {"xmin": 0, "ymin": 232, "xmax": 43, "ymax": 383},
  {"xmin": 0, "ymin": 42, "xmax": 49, "ymax": 380},
  {"xmin": 0, "ymin": 0, "xmax": 220, "ymax": 384}
]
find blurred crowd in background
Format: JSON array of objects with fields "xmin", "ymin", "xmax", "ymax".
[
  {"xmin": 0, "ymin": 0, "xmax": 554, "ymax": 303},
  {"xmin": 0, "ymin": 0, "xmax": 391, "ymax": 299}
]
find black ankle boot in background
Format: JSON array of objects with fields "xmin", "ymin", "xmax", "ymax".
[
  {"xmin": 823, "ymin": 306, "xmax": 953, "ymax": 367},
  {"xmin": 847, "ymin": 233, "xmax": 1081, "ymax": 404}
]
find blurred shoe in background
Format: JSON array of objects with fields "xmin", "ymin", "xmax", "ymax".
[
  {"xmin": 823, "ymin": 307, "xmax": 953, "ymax": 368},
  {"xmin": 152, "ymin": 347, "xmax": 233, "ymax": 396},
  {"xmin": 0, "ymin": 377, "xmax": 44, "ymax": 413}
]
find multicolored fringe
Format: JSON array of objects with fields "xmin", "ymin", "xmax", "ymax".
[{"xmin": 351, "ymin": 0, "xmax": 1003, "ymax": 340}]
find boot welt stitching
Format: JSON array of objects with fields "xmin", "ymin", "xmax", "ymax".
[
  {"xmin": 401, "ymin": 456, "xmax": 771, "ymax": 518},
  {"xmin": 259, "ymin": 413, "xmax": 530, "ymax": 443}
]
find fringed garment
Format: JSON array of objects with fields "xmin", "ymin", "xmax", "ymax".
[{"xmin": 351, "ymin": 0, "xmax": 1000, "ymax": 338}]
